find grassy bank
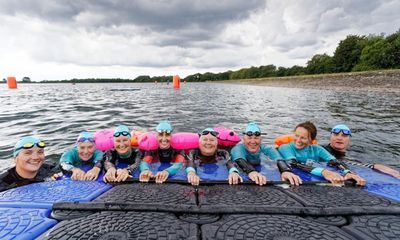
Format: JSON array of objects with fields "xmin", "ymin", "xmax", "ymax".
[{"xmin": 214, "ymin": 69, "xmax": 400, "ymax": 92}]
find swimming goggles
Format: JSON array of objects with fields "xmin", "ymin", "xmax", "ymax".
[
  {"xmin": 113, "ymin": 131, "xmax": 131, "ymax": 137},
  {"xmin": 77, "ymin": 137, "xmax": 95, "ymax": 143},
  {"xmin": 157, "ymin": 129, "xmax": 172, "ymax": 134},
  {"xmin": 243, "ymin": 131, "xmax": 261, "ymax": 137},
  {"xmin": 331, "ymin": 128, "xmax": 351, "ymax": 136},
  {"xmin": 15, "ymin": 141, "xmax": 46, "ymax": 151},
  {"xmin": 200, "ymin": 130, "xmax": 219, "ymax": 137}
]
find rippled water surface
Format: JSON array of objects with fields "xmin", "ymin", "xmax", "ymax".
[{"xmin": 0, "ymin": 82, "xmax": 399, "ymax": 171}]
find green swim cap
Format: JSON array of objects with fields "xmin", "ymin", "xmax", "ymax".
[{"xmin": 13, "ymin": 136, "xmax": 44, "ymax": 157}]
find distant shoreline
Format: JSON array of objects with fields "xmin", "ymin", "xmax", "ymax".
[{"xmin": 214, "ymin": 69, "xmax": 400, "ymax": 92}]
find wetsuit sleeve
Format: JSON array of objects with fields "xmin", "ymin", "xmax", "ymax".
[
  {"xmin": 328, "ymin": 159, "xmax": 353, "ymax": 175},
  {"xmin": 103, "ymin": 151, "xmax": 116, "ymax": 171},
  {"xmin": 185, "ymin": 150, "xmax": 196, "ymax": 174},
  {"xmin": 59, "ymin": 149, "xmax": 77, "ymax": 171},
  {"xmin": 220, "ymin": 150, "xmax": 239, "ymax": 174},
  {"xmin": 277, "ymin": 160, "xmax": 293, "ymax": 173},
  {"xmin": 277, "ymin": 144, "xmax": 296, "ymax": 160},
  {"xmin": 290, "ymin": 160, "xmax": 325, "ymax": 177},
  {"xmin": 164, "ymin": 163, "xmax": 184, "ymax": 175},
  {"xmin": 341, "ymin": 158, "xmax": 374, "ymax": 169},
  {"xmin": 235, "ymin": 158, "xmax": 256, "ymax": 174},
  {"xmin": 261, "ymin": 145, "xmax": 282, "ymax": 160},
  {"xmin": 128, "ymin": 149, "xmax": 141, "ymax": 174}
]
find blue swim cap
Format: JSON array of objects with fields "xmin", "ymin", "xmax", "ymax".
[
  {"xmin": 114, "ymin": 125, "xmax": 131, "ymax": 138},
  {"xmin": 156, "ymin": 121, "xmax": 173, "ymax": 133},
  {"xmin": 244, "ymin": 122, "xmax": 261, "ymax": 133},
  {"xmin": 13, "ymin": 136, "xmax": 43, "ymax": 157},
  {"xmin": 76, "ymin": 132, "xmax": 95, "ymax": 143},
  {"xmin": 331, "ymin": 124, "xmax": 352, "ymax": 136}
]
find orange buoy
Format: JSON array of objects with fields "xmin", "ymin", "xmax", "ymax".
[
  {"xmin": 274, "ymin": 134, "xmax": 317, "ymax": 148},
  {"xmin": 7, "ymin": 76, "xmax": 17, "ymax": 89},
  {"xmin": 172, "ymin": 75, "xmax": 180, "ymax": 89}
]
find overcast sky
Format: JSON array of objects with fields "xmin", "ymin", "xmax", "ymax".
[{"xmin": 1, "ymin": 0, "xmax": 399, "ymax": 81}]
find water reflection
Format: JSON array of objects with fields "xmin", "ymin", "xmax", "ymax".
[{"xmin": 0, "ymin": 82, "xmax": 399, "ymax": 170}]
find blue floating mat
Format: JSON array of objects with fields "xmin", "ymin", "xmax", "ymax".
[
  {"xmin": 0, "ymin": 180, "xmax": 112, "ymax": 209},
  {"xmin": 348, "ymin": 165, "xmax": 400, "ymax": 202},
  {"xmin": 0, "ymin": 208, "xmax": 57, "ymax": 240}
]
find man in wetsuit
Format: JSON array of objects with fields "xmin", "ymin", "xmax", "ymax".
[
  {"xmin": 324, "ymin": 124, "xmax": 399, "ymax": 178},
  {"xmin": 139, "ymin": 121, "xmax": 185, "ymax": 183},
  {"xmin": 231, "ymin": 122, "xmax": 302, "ymax": 186},
  {"xmin": 0, "ymin": 136, "xmax": 62, "ymax": 192}
]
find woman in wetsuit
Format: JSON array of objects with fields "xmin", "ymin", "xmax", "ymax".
[
  {"xmin": 60, "ymin": 132, "xmax": 103, "ymax": 181},
  {"xmin": 139, "ymin": 121, "xmax": 185, "ymax": 183},
  {"xmin": 103, "ymin": 125, "xmax": 141, "ymax": 182},
  {"xmin": 0, "ymin": 136, "xmax": 62, "ymax": 192},
  {"xmin": 186, "ymin": 128, "xmax": 242, "ymax": 186},
  {"xmin": 277, "ymin": 121, "xmax": 366, "ymax": 186}
]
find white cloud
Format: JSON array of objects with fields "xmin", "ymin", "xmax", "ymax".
[{"xmin": 0, "ymin": 0, "xmax": 399, "ymax": 81}]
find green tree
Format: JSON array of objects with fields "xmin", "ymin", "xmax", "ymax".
[
  {"xmin": 332, "ymin": 35, "xmax": 367, "ymax": 72},
  {"xmin": 306, "ymin": 54, "xmax": 334, "ymax": 74}
]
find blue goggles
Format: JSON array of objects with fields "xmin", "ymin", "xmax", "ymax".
[
  {"xmin": 243, "ymin": 131, "xmax": 261, "ymax": 137},
  {"xmin": 15, "ymin": 141, "xmax": 46, "ymax": 151},
  {"xmin": 157, "ymin": 129, "xmax": 172, "ymax": 134},
  {"xmin": 77, "ymin": 137, "xmax": 95, "ymax": 143},
  {"xmin": 331, "ymin": 128, "xmax": 351, "ymax": 136},
  {"xmin": 113, "ymin": 131, "xmax": 131, "ymax": 137}
]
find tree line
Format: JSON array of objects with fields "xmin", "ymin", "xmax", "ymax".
[{"xmin": 38, "ymin": 30, "xmax": 400, "ymax": 83}]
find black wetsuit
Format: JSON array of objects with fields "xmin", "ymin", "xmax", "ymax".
[
  {"xmin": 0, "ymin": 163, "xmax": 62, "ymax": 192},
  {"xmin": 186, "ymin": 149, "xmax": 239, "ymax": 173},
  {"xmin": 323, "ymin": 144, "xmax": 374, "ymax": 169},
  {"xmin": 103, "ymin": 149, "xmax": 142, "ymax": 173}
]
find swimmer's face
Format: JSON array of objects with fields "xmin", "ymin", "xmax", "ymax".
[
  {"xmin": 330, "ymin": 132, "xmax": 350, "ymax": 152},
  {"xmin": 77, "ymin": 142, "xmax": 95, "ymax": 161},
  {"xmin": 157, "ymin": 132, "xmax": 171, "ymax": 149},
  {"xmin": 243, "ymin": 135, "xmax": 262, "ymax": 153},
  {"xmin": 15, "ymin": 147, "xmax": 45, "ymax": 174},
  {"xmin": 199, "ymin": 134, "xmax": 218, "ymax": 156},
  {"xmin": 114, "ymin": 136, "xmax": 132, "ymax": 155},
  {"xmin": 294, "ymin": 127, "xmax": 311, "ymax": 150}
]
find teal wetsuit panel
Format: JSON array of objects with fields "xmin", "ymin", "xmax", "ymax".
[{"xmin": 231, "ymin": 143, "xmax": 281, "ymax": 165}]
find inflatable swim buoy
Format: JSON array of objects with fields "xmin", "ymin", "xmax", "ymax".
[
  {"xmin": 138, "ymin": 132, "xmax": 159, "ymax": 151},
  {"xmin": 94, "ymin": 129, "xmax": 114, "ymax": 151},
  {"xmin": 171, "ymin": 132, "xmax": 199, "ymax": 150},
  {"xmin": 214, "ymin": 127, "xmax": 240, "ymax": 147},
  {"xmin": 274, "ymin": 134, "xmax": 317, "ymax": 148},
  {"xmin": 131, "ymin": 129, "xmax": 146, "ymax": 147}
]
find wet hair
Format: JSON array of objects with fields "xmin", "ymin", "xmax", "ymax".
[{"xmin": 295, "ymin": 121, "xmax": 317, "ymax": 141}]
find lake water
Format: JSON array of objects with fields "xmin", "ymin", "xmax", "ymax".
[{"xmin": 0, "ymin": 82, "xmax": 399, "ymax": 171}]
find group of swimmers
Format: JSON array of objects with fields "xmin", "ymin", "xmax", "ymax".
[{"xmin": 1, "ymin": 121, "xmax": 399, "ymax": 192}]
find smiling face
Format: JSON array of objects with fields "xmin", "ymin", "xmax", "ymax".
[
  {"xmin": 157, "ymin": 132, "xmax": 171, "ymax": 149},
  {"xmin": 243, "ymin": 135, "xmax": 262, "ymax": 153},
  {"xmin": 294, "ymin": 127, "xmax": 311, "ymax": 150},
  {"xmin": 77, "ymin": 142, "xmax": 96, "ymax": 161},
  {"xmin": 114, "ymin": 136, "xmax": 132, "ymax": 154},
  {"xmin": 330, "ymin": 132, "xmax": 350, "ymax": 152},
  {"xmin": 15, "ymin": 147, "xmax": 45, "ymax": 177},
  {"xmin": 199, "ymin": 134, "xmax": 218, "ymax": 156}
]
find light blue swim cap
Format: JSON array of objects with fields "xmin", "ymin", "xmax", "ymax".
[
  {"xmin": 13, "ymin": 136, "xmax": 44, "ymax": 157},
  {"xmin": 156, "ymin": 121, "xmax": 173, "ymax": 133},
  {"xmin": 76, "ymin": 132, "xmax": 95, "ymax": 143},
  {"xmin": 114, "ymin": 125, "xmax": 131, "ymax": 138},
  {"xmin": 244, "ymin": 122, "xmax": 261, "ymax": 133},
  {"xmin": 331, "ymin": 124, "xmax": 352, "ymax": 136}
]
